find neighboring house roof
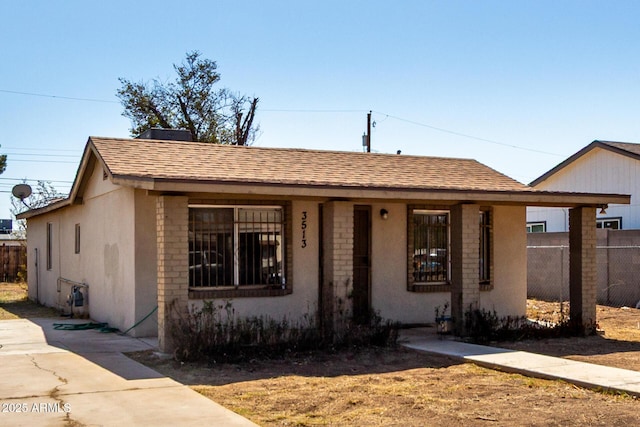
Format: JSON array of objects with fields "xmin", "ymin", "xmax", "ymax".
[
  {"xmin": 18, "ymin": 136, "xmax": 630, "ymax": 219},
  {"xmin": 530, "ymin": 140, "xmax": 640, "ymax": 187}
]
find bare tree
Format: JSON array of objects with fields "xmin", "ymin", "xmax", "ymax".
[{"xmin": 117, "ymin": 51, "xmax": 259, "ymax": 145}]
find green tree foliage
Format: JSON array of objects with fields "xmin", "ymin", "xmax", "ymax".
[
  {"xmin": 0, "ymin": 151, "xmax": 6, "ymax": 175},
  {"xmin": 117, "ymin": 51, "xmax": 259, "ymax": 145}
]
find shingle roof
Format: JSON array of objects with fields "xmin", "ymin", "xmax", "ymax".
[{"xmin": 90, "ymin": 136, "xmax": 532, "ymax": 193}]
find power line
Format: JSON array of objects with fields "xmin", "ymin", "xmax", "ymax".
[
  {"xmin": 1, "ymin": 152, "xmax": 80, "ymax": 158},
  {"xmin": 0, "ymin": 177, "xmax": 74, "ymax": 183},
  {"xmin": 6, "ymin": 159, "xmax": 77, "ymax": 164},
  {"xmin": 0, "ymin": 89, "xmax": 118, "ymax": 104},
  {"xmin": 1, "ymin": 146, "xmax": 79, "ymax": 152},
  {"xmin": 261, "ymin": 108, "xmax": 365, "ymax": 113},
  {"xmin": 0, "ymin": 86, "xmax": 567, "ymax": 157},
  {"xmin": 372, "ymin": 110, "xmax": 566, "ymax": 157}
]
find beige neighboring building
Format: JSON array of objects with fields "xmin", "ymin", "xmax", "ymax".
[
  {"xmin": 18, "ymin": 132, "xmax": 629, "ymax": 351},
  {"xmin": 528, "ymin": 140, "xmax": 640, "ymax": 232}
]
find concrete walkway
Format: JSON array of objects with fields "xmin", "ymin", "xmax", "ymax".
[
  {"xmin": 400, "ymin": 328, "xmax": 640, "ymax": 397},
  {"xmin": 0, "ymin": 318, "xmax": 258, "ymax": 427}
]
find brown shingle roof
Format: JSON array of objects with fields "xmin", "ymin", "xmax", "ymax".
[{"xmin": 90, "ymin": 137, "xmax": 531, "ymax": 193}]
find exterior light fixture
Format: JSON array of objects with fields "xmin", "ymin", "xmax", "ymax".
[
  {"xmin": 599, "ymin": 204, "xmax": 608, "ymax": 215},
  {"xmin": 380, "ymin": 209, "xmax": 389, "ymax": 220}
]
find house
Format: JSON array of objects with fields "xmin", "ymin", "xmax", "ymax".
[
  {"xmin": 527, "ymin": 140, "xmax": 640, "ymax": 232},
  {"xmin": 18, "ymin": 132, "xmax": 630, "ymax": 352}
]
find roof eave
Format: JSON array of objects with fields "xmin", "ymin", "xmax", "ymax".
[
  {"xmin": 16, "ymin": 198, "xmax": 72, "ymax": 220},
  {"xmin": 111, "ymin": 175, "xmax": 631, "ymax": 207}
]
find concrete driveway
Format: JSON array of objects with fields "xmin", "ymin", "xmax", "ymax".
[{"xmin": 0, "ymin": 318, "xmax": 257, "ymax": 426}]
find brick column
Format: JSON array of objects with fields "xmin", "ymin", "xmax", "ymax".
[
  {"xmin": 569, "ymin": 206, "xmax": 597, "ymax": 333},
  {"xmin": 321, "ymin": 201, "xmax": 353, "ymax": 338},
  {"xmin": 156, "ymin": 195, "xmax": 189, "ymax": 353},
  {"xmin": 450, "ymin": 203, "xmax": 480, "ymax": 335}
]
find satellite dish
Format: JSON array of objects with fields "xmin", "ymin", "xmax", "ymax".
[{"xmin": 12, "ymin": 183, "xmax": 32, "ymax": 200}]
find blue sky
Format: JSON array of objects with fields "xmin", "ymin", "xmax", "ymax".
[{"xmin": 1, "ymin": 1, "xmax": 640, "ymax": 222}]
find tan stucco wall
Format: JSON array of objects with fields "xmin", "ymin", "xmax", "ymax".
[
  {"xmin": 479, "ymin": 205, "xmax": 527, "ymax": 317},
  {"xmin": 188, "ymin": 200, "xmax": 320, "ymax": 323},
  {"xmin": 133, "ymin": 189, "xmax": 158, "ymax": 336},
  {"xmin": 27, "ymin": 183, "xmax": 528, "ymax": 336},
  {"xmin": 26, "ymin": 165, "xmax": 157, "ymax": 336},
  {"xmin": 371, "ymin": 202, "xmax": 449, "ymax": 324},
  {"xmin": 371, "ymin": 203, "xmax": 527, "ymax": 323}
]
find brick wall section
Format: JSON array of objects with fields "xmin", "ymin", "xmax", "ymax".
[
  {"xmin": 322, "ymin": 201, "xmax": 353, "ymax": 337},
  {"xmin": 156, "ymin": 195, "xmax": 189, "ymax": 353},
  {"xmin": 451, "ymin": 203, "xmax": 480, "ymax": 335},
  {"xmin": 569, "ymin": 206, "xmax": 597, "ymax": 331}
]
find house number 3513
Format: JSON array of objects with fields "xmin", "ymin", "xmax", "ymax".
[{"xmin": 301, "ymin": 211, "xmax": 308, "ymax": 248}]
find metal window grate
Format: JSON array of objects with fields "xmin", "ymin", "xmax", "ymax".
[
  {"xmin": 412, "ymin": 211, "xmax": 449, "ymax": 283},
  {"xmin": 189, "ymin": 206, "xmax": 283, "ymax": 288}
]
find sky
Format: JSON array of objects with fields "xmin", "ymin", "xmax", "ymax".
[{"xmin": 1, "ymin": 1, "xmax": 640, "ymax": 225}]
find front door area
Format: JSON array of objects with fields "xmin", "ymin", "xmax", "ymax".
[{"xmin": 353, "ymin": 205, "xmax": 371, "ymax": 324}]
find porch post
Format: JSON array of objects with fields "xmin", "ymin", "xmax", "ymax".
[
  {"xmin": 321, "ymin": 201, "xmax": 353, "ymax": 339},
  {"xmin": 569, "ymin": 206, "xmax": 597, "ymax": 333},
  {"xmin": 450, "ymin": 203, "xmax": 480, "ymax": 335},
  {"xmin": 156, "ymin": 195, "xmax": 189, "ymax": 353}
]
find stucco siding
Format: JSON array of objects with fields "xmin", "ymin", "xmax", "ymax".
[
  {"xmin": 26, "ymin": 165, "xmax": 140, "ymax": 334},
  {"xmin": 133, "ymin": 189, "xmax": 158, "ymax": 336},
  {"xmin": 480, "ymin": 205, "xmax": 527, "ymax": 317},
  {"xmin": 371, "ymin": 203, "xmax": 447, "ymax": 324}
]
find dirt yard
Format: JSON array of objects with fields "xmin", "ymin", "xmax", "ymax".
[{"xmin": 128, "ymin": 300, "xmax": 640, "ymax": 426}]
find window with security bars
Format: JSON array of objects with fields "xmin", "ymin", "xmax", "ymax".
[
  {"xmin": 412, "ymin": 210, "xmax": 449, "ymax": 283},
  {"xmin": 189, "ymin": 206, "xmax": 284, "ymax": 288}
]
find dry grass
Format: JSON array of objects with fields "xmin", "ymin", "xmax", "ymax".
[
  {"xmin": 0, "ymin": 282, "xmax": 59, "ymax": 319},
  {"xmin": 501, "ymin": 300, "xmax": 640, "ymax": 372},
  {"xmin": 128, "ymin": 301, "xmax": 640, "ymax": 426},
  {"xmin": 5, "ymin": 281, "xmax": 639, "ymax": 424}
]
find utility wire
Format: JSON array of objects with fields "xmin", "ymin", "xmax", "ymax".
[
  {"xmin": 0, "ymin": 177, "xmax": 74, "ymax": 183},
  {"xmin": 1, "ymin": 155, "xmax": 80, "ymax": 158},
  {"xmin": 0, "ymin": 87, "xmax": 566, "ymax": 157},
  {"xmin": 6, "ymin": 159, "xmax": 77, "ymax": 164},
  {"xmin": 372, "ymin": 110, "xmax": 566, "ymax": 157},
  {"xmin": 1, "ymin": 146, "xmax": 79, "ymax": 152},
  {"xmin": 0, "ymin": 89, "xmax": 118, "ymax": 104},
  {"xmin": 261, "ymin": 108, "xmax": 364, "ymax": 113}
]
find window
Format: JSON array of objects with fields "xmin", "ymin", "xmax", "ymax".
[
  {"xmin": 526, "ymin": 222, "xmax": 546, "ymax": 233},
  {"xmin": 189, "ymin": 206, "xmax": 284, "ymax": 288},
  {"xmin": 479, "ymin": 211, "xmax": 491, "ymax": 284},
  {"xmin": 411, "ymin": 210, "xmax": 450, "ymax": 284},
  {"xmin": 596, "ymin": 217, "xmax": 621, "ymax": 230},
  {"xmin": 74, "ymin": 224, "xmax": 81, "ymax": 254},
  {"xmin": 46, "ymin": 223, "xmax": 52, "ymax": 270}
]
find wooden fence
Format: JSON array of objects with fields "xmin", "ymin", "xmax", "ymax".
[{"xmin": 0, "ymin": 245, "xmax": 27, "ymax": 282}]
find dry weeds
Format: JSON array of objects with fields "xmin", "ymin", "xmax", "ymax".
[{"xmin": 129, "ymin": 300, "xmax": 640, "ymax": 426}]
